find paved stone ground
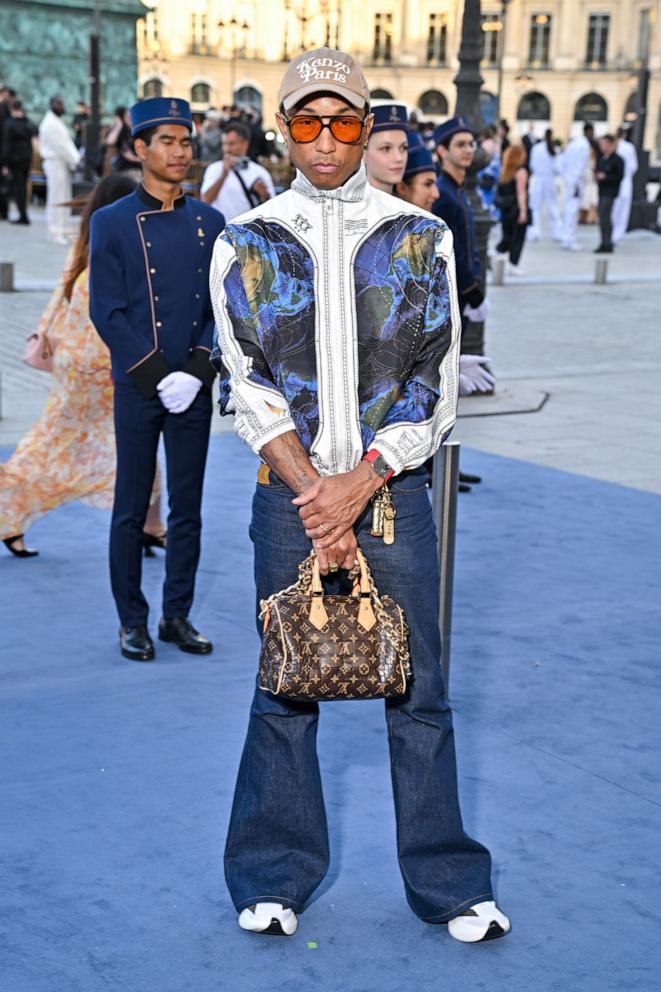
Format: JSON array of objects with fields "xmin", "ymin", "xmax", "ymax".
[{"xmin": 2, "ymin": 206, "xmax": 660, "ymax": 491}]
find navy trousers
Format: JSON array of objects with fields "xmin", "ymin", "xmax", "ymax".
[{"xmin": 110, "ymin": 381, "xmax": 212, "ymax": 628}]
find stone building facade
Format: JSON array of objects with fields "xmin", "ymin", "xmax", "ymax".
[{"xmin": 137, "ymin": 0, "xmax": 661, "ymax": 158}]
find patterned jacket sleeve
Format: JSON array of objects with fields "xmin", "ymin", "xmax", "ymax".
[
  {"xmin": 370, "ymin": 225, "xmax": 460, "ymax": 474},
  {"xmin": 209, "ymin": 232, "xmax": 297, "ymax": 453}
]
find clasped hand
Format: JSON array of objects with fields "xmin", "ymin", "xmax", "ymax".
[{"xmin": 293, "ymin": 470, "xmax": 374, "ymax": 544}]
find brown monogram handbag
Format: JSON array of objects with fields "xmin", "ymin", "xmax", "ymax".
[{"xmin": 258, "ymin": 549, "xmax": 410, "ymax": 701}]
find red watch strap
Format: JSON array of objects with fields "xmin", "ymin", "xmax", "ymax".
[{"xmin": 362, "ymin": 449, "xmax": 394, "ymax": 482}]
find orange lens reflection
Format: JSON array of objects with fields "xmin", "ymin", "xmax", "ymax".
[{"xmin": 288, "ymin": 116, "xmax": 364, "ymax": 144}]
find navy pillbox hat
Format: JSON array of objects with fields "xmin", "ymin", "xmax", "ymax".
[
  {"xmin": 371, "ymin": 103, "xmax": 408, "ymax": 134},
  {"xmin": 432, "ymin": 115, "xmax": 475, "ymax": 147},
  {"xmin": 404, "ymin": 144, "xmax": 437, "ymax": 180},
  {"xmin": 406, "ymin": 130, "xmax": 424, "ymax": 148},
  {"xmin": 130, "ymin": 97, "xmax": 193, "ymax": 137}
]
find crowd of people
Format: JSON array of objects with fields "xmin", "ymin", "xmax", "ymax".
[{"xmin": 0, "ymin": 43, "xmax": 653, "ymax": 947}]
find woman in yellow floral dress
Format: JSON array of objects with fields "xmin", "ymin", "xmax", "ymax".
[{"xmin": 0, "ymin": 174, "xmax": 165, "ymax": 557}]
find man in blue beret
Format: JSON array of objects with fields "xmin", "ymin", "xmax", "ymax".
[
  {"xmin": 432, "ymin": 117, "xmax": 487, "ymax": 347},
  {"xmin": 89, "ymin": 97, "xmax": 225, "ymax": 662}
]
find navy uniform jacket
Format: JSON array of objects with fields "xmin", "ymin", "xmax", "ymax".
[
  {"xmin": 432, "ymin": 171, "xmax": 484, "ymax": 309},
  {"xmin": 89, "ymin": 186, "xmax": 225, "ymax": 398}
]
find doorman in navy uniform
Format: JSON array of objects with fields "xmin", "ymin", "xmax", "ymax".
[
  {"xmin": 89, "ymin": 98, "xmax": 225, "ymax": 661},
  {"xmin": 432, "ymin": 117, "xmax": 486, "ymax": 355}
]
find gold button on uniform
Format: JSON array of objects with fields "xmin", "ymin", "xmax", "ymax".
[
  {"xmin": 146, "ymin": 241, "xmax": 152, "ymax": 247},
  {"xmin": 139, "ymin": 216, "xmax": 145, "ymax": 222},
  {"xmin": 150, "ymin": 267, "xmax": 156, "ymax": 274},
  {"xmin": 154, "ymin": 295, "xmax": 159, "ymax": 301},
  {"xmin": 156, "ymin": 321, "xmax": 162, "ymax": 327}
]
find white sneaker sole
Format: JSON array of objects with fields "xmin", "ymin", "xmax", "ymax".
[
  {"xmin": 448, "ymin": 900, "xmax": 511, "ymax": 943},
  {"xmin": 238, "ymin": 902, "xmax": 298, "ymax": 936}
]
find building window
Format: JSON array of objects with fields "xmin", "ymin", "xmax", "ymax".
[
  {"xmin": 235, "ymin": 85, "xmax": 262, "ymax": 113},
  {"xmin": 191, "ymin": 83, "xmax": 210, "ymax": 105},
  {"xmin": 142, "ymin": 78, "xmax": 163, "ymax": 99},
  {"xmin": 574, "ymin": 92, "xmax": 608, "ymax": 122},
  {"xmin": 517, "ymin": 91, "xmax": 551, "ymax": 121},
  {"xmin": 586, "ymin": 13, "xmax": 609, "ymax": 67},
  {"xmin": 480, "ymin": 90, "xmax": 498, "ymax": 125},
  {"xmin": 190, "ymin": 11, "xmax": 209, "ymax": 55},
  {"xmin": 481, "ymin": 13, "xmax": 501, "ymax": 67},
  {"xmin": 637, "ymin": 8, "xmax": 652, "ymax": 63},
  {"xmin": 528, "ymin": 13, "xmax": 552, "ymax": 68},
  {"xmin": 142, "ymin": 9, "xmax": 159, "ymax": 48},
  {"xmin": 427, "ymin": 14, "xmax": 447, "ymax": 64},
  {"xmin": 370, "ymin": 88, "xmax": 394, "ymax": 99},
  {"xmin": 373, "ymin": 13, "xmax": 393, "ymax": 63},
  {"xmin": 418, "ymin": 90, "xmax": 448, "ymax": 115}
]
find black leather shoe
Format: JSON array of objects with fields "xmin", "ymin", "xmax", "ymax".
[
  {"xmin": 120, "ymin": 625, "xmax": 155, "ymax": 662},
  {"xmin": 158, "ymin": 617, "xmax": 212, "ymax": 654}
]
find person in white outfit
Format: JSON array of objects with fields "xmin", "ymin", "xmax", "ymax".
[
  {"xmin": 200, "ymin": 121, "xmax": 274, "ymax": 222},
  {"xmin": 38, "ymin": 96, "xmax": 80, "ymax": 244},
  {"xmin": 528, "ymin": 128, "xmax": 562, "ymax": 241},
  {"xmin": 560, "ymin": 122, "xmax": 594, "ymax": 250},
  {"xmin": 611, "ymin": 127, "xmax": 638, "ymax": 244}
]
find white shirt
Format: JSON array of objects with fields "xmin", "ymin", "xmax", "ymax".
[
  {"xmin": 201, "ymin": 159, "xmax": 275, "ymax": 222},
  {"xmin": 616, "ymin": 139, "xmax": 639, "ymax": 184},
  {"xmin": 561, "ymin": 135, "xmax": 591, "ymax": 190},
  {"xmin": 38, "ymin": 110, "xmax": 80, "ymax": 169},
  {"xmin": 529, "ymin": 141, "xmax": 560, "ymax": 180}
]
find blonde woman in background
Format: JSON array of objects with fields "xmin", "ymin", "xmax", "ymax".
[{"xmin": 0, "ymin": 174, "xmax": 165, "ymax": 558}]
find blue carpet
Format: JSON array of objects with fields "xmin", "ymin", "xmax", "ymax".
[{"xmin": 1, "ymin": 436, "xmax": 659, "ymax": 992}]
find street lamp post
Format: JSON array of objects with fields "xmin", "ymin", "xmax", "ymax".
[
  {"xmin": 495, "ymin": 0, "xmax": 511, "ymax": 122},
  {"xmin": 218, "ymin": 18, "xmax": 250, "ymax": 104},
  {"xmin": 453, "ymin": 0, "xmax": 485, "ymax": 131},
  {"xmin": 84, "ymin": 0, "xmax": 101, "ymax": 183},
  {"xmin": 453, "ymin": 0, "xmax": 491, "ymax": 357}
]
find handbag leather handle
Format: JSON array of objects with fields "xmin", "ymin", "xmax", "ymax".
[{"xmin": 308, "ymin": 549, "xmax": 376, "ymax": 632}]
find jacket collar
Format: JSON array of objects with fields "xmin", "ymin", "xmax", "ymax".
[
  {"xmin": 136, "ymin": 184, "xmax": 186, "ymax": 210},
  {"xmin": 292, "ymin": 163, "xmax": 369, "ymax": 203}
]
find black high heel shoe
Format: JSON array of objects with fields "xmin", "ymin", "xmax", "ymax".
[
  {"xmin": 3, "ymin": 534, "xmax": 39, "ymax": 558},
  {"xmin": 142, "ymin": 531, "xmax": 167, "ymax": 557}
]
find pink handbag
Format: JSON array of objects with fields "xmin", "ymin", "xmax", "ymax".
[
  {"xmin": 23, "ymin": 330, "xmax": 55, "ymax": 371},
  {"xmin": 23, "ymin": 288, "xmax": 67, "ymax": 372}
]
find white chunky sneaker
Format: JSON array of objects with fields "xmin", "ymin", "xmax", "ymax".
[
  {"xmin": 447, "ymin": 900, "xmax": 511, "ymax": 943},
  {"xmin": 238, "ymin": 902, "xmax": 298, "ymax": 936}
]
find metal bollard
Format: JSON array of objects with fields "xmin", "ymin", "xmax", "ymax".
[
  {"xmin": 594, "ymin": 258, "xmax": 608, "ymax": 284},
  {"xmin": 492, "ymin": 257, "xmax": 505, "ymax": 286},
  {"xmin": 431, "ymin": 442, "xmax": 461, "ymax": 694},
  {"xmin": 0, "ymin": 261, "xmax": 15, "ymax": 292}
]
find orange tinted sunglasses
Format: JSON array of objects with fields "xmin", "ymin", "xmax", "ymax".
[{"xmin": 286, "ymin": 114, "xmax": 366, "ymax": 144}]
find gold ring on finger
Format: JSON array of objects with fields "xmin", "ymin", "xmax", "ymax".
[
  {"xmin": 328, "ymin": 562, "xmax": 339, "ymax": 572},
  {"xmin": 319, "ymin": 523, "xmax": 331, "ymax": 535}
]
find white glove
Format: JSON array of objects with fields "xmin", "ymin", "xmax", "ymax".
[
  {"xmin": 463, "ymin": 299, "xmax": 489, "ymax": 322},
  {"xmin": 458, "ymin": 355, "xmax": 496, "ymax": 397},
  {"xmin": 157, "ymin": 371, "xmax": 203, "ymax": 414}
]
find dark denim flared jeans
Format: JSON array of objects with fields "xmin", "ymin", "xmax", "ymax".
[{"xmin": 224, "ymin": 466, "xmax": 494, "ymax": 922}]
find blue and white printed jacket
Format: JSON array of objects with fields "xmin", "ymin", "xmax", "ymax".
[{"xmin": 210, "ymin": 164, "xmax": 461, "ymax": 476}]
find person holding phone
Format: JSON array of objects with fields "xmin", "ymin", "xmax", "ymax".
[{"xmin": 200, "ymin": 121, "xmax": 274, "ymax": 221}]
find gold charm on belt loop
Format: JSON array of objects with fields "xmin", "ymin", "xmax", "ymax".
[{"xmin": 370, "ymin": 483, "xmax": 396, "ymax": 544}]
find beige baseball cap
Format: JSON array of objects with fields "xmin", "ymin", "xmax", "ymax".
[{"xmin": 278, "ymin": 47, "xmax": 370, "ymax": 114}]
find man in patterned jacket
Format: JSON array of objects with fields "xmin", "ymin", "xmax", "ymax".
[{"xmin": 210, "ymin": 47, "xmax": 510, "ymax": 944}]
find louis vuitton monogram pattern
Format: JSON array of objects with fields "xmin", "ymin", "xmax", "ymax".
[{"xmin": 258, "ymin": 553, "xmax": 410, "ymax": 702}]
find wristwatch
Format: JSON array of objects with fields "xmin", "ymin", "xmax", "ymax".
[{"xmin": 362, "ymin": 449, "xmax": 394, "ymax": 482}]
